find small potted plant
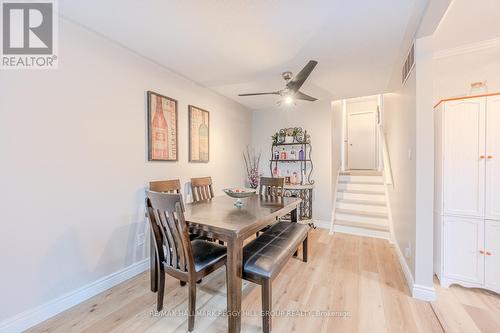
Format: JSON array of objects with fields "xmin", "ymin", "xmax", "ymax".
[{"xmin": 284, "ymin": 127, "xmax": 294, "ymax": 143}]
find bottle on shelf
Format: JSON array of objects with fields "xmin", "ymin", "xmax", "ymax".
[
  {"xmin": 274, "ymin": 150, "xmax": 280, "ymax": 160},
  {"xmin": 280, "ymin": 147, "xmax": 287, "ymax": 160},
  {"xmin": 290, "ymin": 147, "xmax": 296, "ymax": 160},
  {"xmin": 273, "ymin": 164, "xmax": 278, "ymax": 177},
  {"xmin": 292, "ymin": 171, "xmax": 298, "ymax": 185},
  {"xmin": 298, "ymin": 147, "xmax": 305, "ymax": 160}
]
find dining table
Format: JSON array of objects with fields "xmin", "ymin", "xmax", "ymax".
[{"xmin": 149, "ymin": 194, "xmax": 301, "ymax": 333}]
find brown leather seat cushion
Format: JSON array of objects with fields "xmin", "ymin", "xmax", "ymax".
[{"xmin": 243, "ymin": 222, "xmax": 308, "ymax": 280}]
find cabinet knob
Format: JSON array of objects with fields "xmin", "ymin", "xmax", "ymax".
[
  {"xmin": 480, "ymin": 155, "xmax": 486, "ymax": 159},
  {"xmin": 486, "ymin": 251, "xmax": 492, "ymax": 256},
  {"xmin": 479, "ymin": 250, "xmax": 485, "ymax": 254},
  {"xmin": 487, "ymin": 155, "xmax": 493, "ymax": 159}
]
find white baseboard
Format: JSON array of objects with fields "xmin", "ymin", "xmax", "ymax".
[
  {"xmin": 332, "ymin": 224, "xmax": 390, "ymax": 240},
  {"xmin": 412, "ymin": 284, "xmax": 436, "ymax": 301},
  {"xmin": 393, "ymin": 241, "xmax": 436, "ymax": 301},
  {"xmin": 314, "ymin": 220, "xmax": 332, "ymax": 230},
  {"xmin": 0, "ymin": 258, "xmax": 150, "ymax": 333}
]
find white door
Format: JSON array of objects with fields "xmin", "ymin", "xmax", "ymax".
[
  {"xmin": 444, "ymin": 216, "xmax": 484, "ymax": 284},
  {"xmin": 485, "ymin": 95, "xmax": 500, "ymax": 220},
  {"xmin": 485, "ymin": 220, "xmax": 500, "ymax": 293},
  {"xmin": 443, "ymin": 98, "xmax": 486, "ymax": 218},
  {"xmin": 347, "ymin": 111, "xmax": 377, "ymax": 170}
]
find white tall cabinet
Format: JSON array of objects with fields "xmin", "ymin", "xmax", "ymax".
[{"xmin": 434, "ymin": 95, "xmax": 500, "ymax": 294}]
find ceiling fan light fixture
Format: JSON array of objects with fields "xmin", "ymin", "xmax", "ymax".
[{"xmin": 284, "ymin": 95, "xmax": 294, "ymax": 105}]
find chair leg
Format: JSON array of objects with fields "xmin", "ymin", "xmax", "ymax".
[
  {"xmin": 262, "ymin": 280, "xmax": 272, "ymax": 333},
  {"xmin": 303, "ymin": 236, "xmax": 308, "ymax": 262},
  {"xmin": 180, "ymin": 281, "xmax": 186, "ymax": 286},
  {"xmin": 218, "ymin": 240, "xmax": 224, "ymax": 245},
  {"xmin": 188, "ymin": 282, "xmax": 197, "ymax": 332},
  {"xmin": 157, "ymin": 270, "xmax": 165, "ymax": 311}
]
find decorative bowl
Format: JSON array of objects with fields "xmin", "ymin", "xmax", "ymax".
[{"xmin": 223, "ymin": 188, "xmax": 256, "ymax": 207}]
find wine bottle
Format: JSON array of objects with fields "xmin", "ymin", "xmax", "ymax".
[
  {"xmin": 298, "ymin": 147, "xmax": 305, "ymax": 160},
  {"xmin": 198, "ymin": 112, "xmax": 209, "ymax": 161},
  {"xmin": 152, "ymin": 95, "xmax": 168, "ymax": 159}
]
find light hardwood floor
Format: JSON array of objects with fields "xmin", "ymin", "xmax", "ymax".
[
  {"xmin": 27, "ymin": 230, "xmax": 445, "ymax": 333},
  {"xmin": 432, "ymin": 279, "xmax": 500, "ymax": 332}
]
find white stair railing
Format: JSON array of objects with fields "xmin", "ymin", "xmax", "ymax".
[{"xmin": 378, "ymin": 125, "xmax": 393, "ymax": 187}]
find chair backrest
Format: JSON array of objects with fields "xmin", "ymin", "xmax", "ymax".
[
  {"xmin": 259, "ymin": 177, "xmax": 285, "ymax": 196},
  {"xmin": 149, "ymin": 179, "xmax": 181, "ymax": 193},
  {"xmin": 191, "ymin": 177, "xmax": 215, "ymax": 202},
  {"xmin": 146, "ymin": 191, "xmax": 194, "ymax": 273}
]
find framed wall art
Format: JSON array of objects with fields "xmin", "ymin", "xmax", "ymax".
[
  {"xmin": 147, "ymin": 91, "xmax": 178, "ymax": 161},
  {"xmin": 188, "ymin": 105, "xmax": 209, "ymax": 162}
]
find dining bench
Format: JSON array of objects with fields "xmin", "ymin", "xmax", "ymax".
[{"xmin": 243, "ymin": 221, "xmax": 309, "ymax": 333}]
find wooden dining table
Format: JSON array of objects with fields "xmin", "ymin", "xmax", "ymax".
[{"xmin": 149, "ymin": 194, "xmax": 301, "ymax": 333}]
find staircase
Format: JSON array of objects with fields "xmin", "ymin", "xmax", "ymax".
[{"xmin": 333, "ymin": 170, "xmax": 390, "ymax": 239}]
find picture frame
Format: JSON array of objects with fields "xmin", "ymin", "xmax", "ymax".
[
  {"xmin": 188, "ymin": 105, "xmax": 210, "ymax": 163},
  {"xmin": 147, "ymin": 91, "xmax": 178, "ymax": 161}
]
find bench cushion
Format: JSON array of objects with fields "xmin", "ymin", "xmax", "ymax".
[{"xmin": 243, "ymin": 222, "xmax": 309, "ymax": 281}]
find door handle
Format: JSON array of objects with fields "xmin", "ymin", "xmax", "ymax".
[
  {"xmin": 480, "ymin": 155, "xmax": 486, "ymax": 159},
  {"xmin": 486, "ymin": 251, "xmax": 492, "ymax": 256},
  {"xmin": 487, "ymin": 156, "xmax": 493, "ymax": 159},
  {"xmin": 479, "ymin": 250, "xmax": 485, "ymax": 254}
]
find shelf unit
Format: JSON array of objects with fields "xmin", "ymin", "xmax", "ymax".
[{"xmin": 270, "ymin": 129, "xmax": 314, "ymax": 225}]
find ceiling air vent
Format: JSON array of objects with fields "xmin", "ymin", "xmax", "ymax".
[{"xmin": 402, "ymin": 43, "xmax": 415, "ymax": 85}]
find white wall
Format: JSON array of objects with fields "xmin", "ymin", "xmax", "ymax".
[
  {"xmin": 0, "ymin": 18, "xmax": 251, "ymax": 326},
  {"xmin": 383, "ymin": 71, "xmax": 417, "ymax": 277},
  {"xmin": 251, "ymin": 101, "xmax": 333, "ymax": 223},
  {"xmin": 434, "ymin": 44, "xmax": 500, "ymax": 101}
]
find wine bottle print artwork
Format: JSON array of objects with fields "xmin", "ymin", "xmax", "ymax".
[
  {"xmin": 189, "ymin": 105, "xmax": 210, "ymax": 162},
  {"xmin": 147, "ymin": 91, "xmax": 178, "ymax": 161}
]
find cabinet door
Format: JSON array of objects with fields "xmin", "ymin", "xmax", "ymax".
[
  {"xmin": 486, "ymin": 95, "xmax": 500, "ymax": 220},
  {"xmin": 443, "ymin": 98, "xmax": 486, "ymax": 217},
  {"xmin": 443, "ymin": 216, "xmax": 484, "ymax": 284},
  {"xmin": 485, "ymin": 220, "xmax": 500, "ymax": 292}
]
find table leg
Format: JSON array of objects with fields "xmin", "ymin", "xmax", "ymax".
[
  {"xmin": 226, "ymin": 237, "xmax": 243, "ymax": 333},
  {"xmin": 291, "ymin": 205, "xmax": 298, "ymax": 223},
  {"xmin": 150, "ymin": 229, "xmax": 158, "ymax": 292}
]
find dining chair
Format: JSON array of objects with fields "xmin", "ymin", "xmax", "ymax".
[
  {"xmin": 259, "ymin": 177, "xmax": 285, "ymax": 197},
  {"xmin": 146, "ymin": 191, "xmax": 227, "ymax": 332},
  {"xmin": 149, "ymin": 179, "xmax": 181, "ymax": 193},
  {"xmin": 257, "ymin": 177, "xmax": 286, "ymax": 237},
  {"xmin": 191, "ymin": 176, "xmax": 215, "ymax": 202}
]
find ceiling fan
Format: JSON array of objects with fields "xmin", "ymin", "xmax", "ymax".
[{"xmin": 238, "ymin": 60, "xmax": 318, "ymax": 105}]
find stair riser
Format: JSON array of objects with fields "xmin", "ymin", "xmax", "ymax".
[
  {"xmin": 337, "ymin": 192, "xmax": 386, "ymax": 202},
  {"xmin": 338, "ymin": 183, "xmax": 385, "ymax": 192},
  {"xmin": 339, "ymin": 175, "xmax": 384, "ymax": 184},
  {"xmin": 336, "ymin": 201, "xmax": 387, "ymax": 214},
  {"xmin": 335, "ymin": 212, "xmax": 389, "ymax": 226}
]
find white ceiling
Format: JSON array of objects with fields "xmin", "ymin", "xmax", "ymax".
[
  {"xmin": 433, "ymin": 0, "xmax": 500, "ymax": 51},
  {"xmin": 59, "ymin": 0, "xmax": 429, "ymax": 110}
]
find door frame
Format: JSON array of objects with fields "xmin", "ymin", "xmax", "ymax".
[{"xmin": 341, "ymin": 95, "xmax": 382, "ymax": 171}]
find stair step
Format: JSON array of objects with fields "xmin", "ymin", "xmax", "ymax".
[
  {"xmin": 340, "ymin": 170, "xmax": 382, "ymax": 176},
  {"xmin": 337, "ymin": 191, "xmax": 386, "ymax": 202},
  {"xmin": 336, "ymin": 208, "xmax": 388, "ymax": 218},
  {"xmin": 334, "ymin": 219, "xmax": 390, "ymax": 232},
  {"xmin": 339, "ymin": 180, "xmax": 384, "ymax": 185},
  {"xmin": 336, "ymin": 201, "xmax": 387, "ymax": 214},
  {"xmin": 336, "ymin": 209, "xmax": 389, "ymax": 226},
  {"xmin": 339, "ymin": 175, "xmax": 384, "ymax": 184},
  {"xmin": 336, "ymin": 198, "xmax": 386, "ymax": 206},
  {"xmin": 338, "ymin": 183, "xmax": 385, "ymax": 192},
  {"xmin": 337, "ymin": 189, "xmax": 386, "ymax": 196}
]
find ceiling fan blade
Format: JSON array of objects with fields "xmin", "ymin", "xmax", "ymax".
[
  {"xmin": 238, "ymin": 92, "xmax": 280, "ymax": 97},
  {"xmin": 286, "ymin": 60, "xmax": 318, "ymax": 92},
  {"xmin": 294, "ymin": 91, "xmax": 318, "ymax": 102}
]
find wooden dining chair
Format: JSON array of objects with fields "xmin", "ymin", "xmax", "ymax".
[
  {"xmin": 149, "ymin": 179, "xmax": 181, "ymax": 193},
  {"xmin": 191, "ymin": 176, "xmax": 215, "ymax": 202},
  {"xmin": 257, "ymin": 177, "xmax": 286, "ymax": 237},
  {"xmin": 259, "ymin": 177, "xmax": 285, "ymax": 197},
  {"xmin": 146, "ymin": 191, "xmax": 227, "ymax": 332}
]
